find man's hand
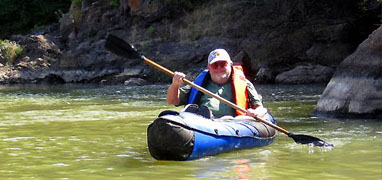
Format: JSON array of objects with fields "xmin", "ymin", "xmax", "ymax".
[
  {"xmin": 245, "ymin": 106, "xmax": 267, "ymax": 118},
  {"xmin": 172, "ymin": 72, "xmax": 186, "ymax": 86}
]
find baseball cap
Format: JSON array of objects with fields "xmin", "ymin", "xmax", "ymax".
[{"xmin": 207, "ymin": 49, "xmax": 232, "ymax": 65}]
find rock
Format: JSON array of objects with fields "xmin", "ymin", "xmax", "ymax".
[
  {"xmin": 124, "ymin": 77, "xmax": 147, "ymax": 86},
  {"xmin": 16, "ymin": 35, "xmax": 61, "ymax": 66},
  {"xmin": 82, "ymin": 0, "xmax": 96, "ymax": 10},
  {"xmin": 306, "ymin": 42, "xmax": 355, "ymax": 65},
  {"xmin": 57, "ymin": 68, "xmax": 121, "ymax": 82},
  {"xmin": 255, "ymin": 64, "xmax": 292, "ymax": 83},
  {"xmin": 137, "ymin": 36, "xmax": 236, "ymax": 79},
  {"xmin": 118, "ymin": 68, "xmax": 142, "ymax": 77},
  {"xmin": 314, "ymin": 25, "xmax": 382, "ymax": 118},
  {"xmin": 115, "ymin": 68, "xmax": 143, "ymax": 82},
  {"xmin": 275, "ymin": 64, "xmax": 335, "ymax": 84},
  {"xmin": 233, "ymin": 51, "xmax": 255, "ymax": 80},
  {"xmin": 59, "ymin": 13, "xmax": 74, "ymax": 41},
  {"xmin": 59, "ymin": 51, "xmax": 78, "ymax": 68},
  {"xmin": 255, "ymin": 65, "xmax": 276, "ymax": 83},
  {"xmin": 0, "ymin": 34, "xmax": 65, "ymax": 83},
  {"xmin": 36, "ymin": 74, "xmax": 66, "ymax": 84}
]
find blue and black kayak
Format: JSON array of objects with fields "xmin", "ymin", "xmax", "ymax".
[{"xmin": 147, "ymin": 107, "xmax": 277, "ymax": 161}]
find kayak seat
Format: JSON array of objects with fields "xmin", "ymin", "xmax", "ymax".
[
  {"xmin": 183, "ymin": 104, "xmax": 214, "ymax": 120},
  {"xmin": 158, "ymin": 110, "xmax": 179, "ymax": 117}
]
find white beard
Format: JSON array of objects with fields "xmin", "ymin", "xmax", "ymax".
[{"xmin": 211, "ymin": 72, "xmax": 230, "ymax": 84}]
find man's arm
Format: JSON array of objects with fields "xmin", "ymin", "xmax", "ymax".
[
  {"xmin": 245, "ymin": 80, "xmax": 268, "ymax": 118},
  {"xmin": 166, "ymin": 72, "xmax": 186, "ymax": 105}
]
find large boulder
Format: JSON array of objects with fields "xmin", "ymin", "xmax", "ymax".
[
  {"xmin": 314, "ymin": 25, "xmax": 382, "ymax": 118},
  {"xmin": 275, "ymin": 63, "xmax": 335, "ymax": 84}
]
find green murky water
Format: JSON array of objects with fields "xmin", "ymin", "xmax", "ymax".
[{"xmin": 0, "ymin": 84, "xmax": 381, "ymax": 180}]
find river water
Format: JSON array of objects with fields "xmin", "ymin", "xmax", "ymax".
[{"xmin": 0, "ymin": 84, "xmax": 381, "ymax": 180}]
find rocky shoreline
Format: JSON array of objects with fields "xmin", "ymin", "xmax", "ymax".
[
  {"xmin": 1, "ymin": 0, "xmax": 380, "ymax": 85},
  {"xmin": 0, "ymin": 0, "xmax": 381, "ymax": 118}
]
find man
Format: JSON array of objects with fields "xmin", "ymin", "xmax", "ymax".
[{"xmin": 166, "ymin": 49, "xmax": 267, "ymax": 118}]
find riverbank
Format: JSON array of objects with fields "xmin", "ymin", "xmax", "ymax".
[{"xmin": 1, "ymin": 0, "xmax": 381, "ymax": 85}]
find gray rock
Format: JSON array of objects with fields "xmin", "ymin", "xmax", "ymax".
[
  {"xmin": 255, "ymin": 65, "xmax": 277, "ymax": 83},
  {"xmin": 59, "ymin": 13, "xmax": 74, "ymax": 40},
  {"xmin": 314, "ymin": 25, "xmax": 382, "ymax": 118},
  {"xmin": 306, "ymin": 42, "xmax": 355, "ymax": 65},
  {"xmin": 255, "ymin": 64, "xmax": 293, "ymax": 83},
  {"xmin": 275, "ymin": 64, "xmax": 335, "ymax": 84},
  {"xmin": 124, "ymin": 77, "xmax": 147, "ymax": 86}
]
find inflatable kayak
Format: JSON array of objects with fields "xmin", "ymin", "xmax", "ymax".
[{"xmin": 147, "ymin": 106, "xmax": 277, "ymax": 161}]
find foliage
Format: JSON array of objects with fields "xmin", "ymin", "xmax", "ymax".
[
  {"xmin": 109, "ymin": 0, "xmax": 120, "ymax": 7},
  {"xmin": 146, "ymin": 27, "xmax": 156, "ymax": 38},
  {"xmin": 165, "ymin": 0, "xmax": 194, "ymax": 9},
  {"xmin": 0, "ymin": 40, "xmax": 23, "ymax": 65},
  {"xmin": 163, "ymin": 0, "xmax": 207, "ymax": 9},
  {"xmin": 160, "ymin": 0, "xmax": 205, "ymax": 18},
  {"xmin": 73, "ymin": 0, "xmax": 83, "ymax": 5},
  {"xmin": 176, "ymin": 1, "xmax": 231, "ymax": 41},
  {"xmin": 0, "ymin": 0, "xmax": 72, "ymax": 39}
]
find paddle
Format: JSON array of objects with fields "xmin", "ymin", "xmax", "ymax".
[{"xmin": 104, "ymin": 34, "xmax": 333, "ymax": 147}]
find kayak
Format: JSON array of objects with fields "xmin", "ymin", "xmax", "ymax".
[{"xmin": 147, "ymin": 106, "xmax": 277, "ymax": 161}]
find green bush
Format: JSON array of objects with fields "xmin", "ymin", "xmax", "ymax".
[
  {"xmin": 109, "ymin": 0, "xmax": 119, "ymax": 7},
  {"xmin": 73, "ymin": 0, "xmax": 83, "ymax": 5},
  {"xmin": 0, "ymin": 40, "xmax": 24, "ymax": 65},
  {"xmin": 146, "ymin": 27, "xmax": 156, "ymax": 38},
  {"xmin": 0, "ymin": 0, "xmax": 72, "ymax": 39},
  {"xmin": 164, "ymin": 0, "xmax": 195, "ymax": 9}
]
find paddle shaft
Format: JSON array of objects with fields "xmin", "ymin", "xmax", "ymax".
[{"xmin": 142, "ymin": 55, "xmax": 291, "ymax": 135}]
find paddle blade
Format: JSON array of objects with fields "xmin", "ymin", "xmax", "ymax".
[
  {"xmin": 289, "ymin": 133, "xmax": 333, "ymax": 147},
  {"xmin": 105, "ymin": 34, "xmax": 141, "ymax": 59}
]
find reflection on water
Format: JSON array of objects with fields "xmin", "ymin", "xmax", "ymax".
[{"xmin": 0, "ymin": 84, "xmax": 381, "ymax": 180}]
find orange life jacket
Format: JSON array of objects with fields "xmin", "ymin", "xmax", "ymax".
[{"xmin": 231, "ymin": 65, "xmax": 249, "ymax": 115}]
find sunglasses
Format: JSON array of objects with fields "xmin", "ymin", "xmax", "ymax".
[{"xmin": 210, "ymin": 61, "xmax": 228, "ymax": 69}]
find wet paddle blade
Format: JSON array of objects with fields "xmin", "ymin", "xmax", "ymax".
[
  {"xmin": 105, "ymin": 34, "xmax": 141, "ymax": 59},
  {"xmin": 289, "ymin": 133, "xmax": 333, "ymax": 147}
]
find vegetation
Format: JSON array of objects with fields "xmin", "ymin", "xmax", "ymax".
[
  {"xmin": 164, "ymin": 0, "xmax": 195, "ymax": 9},
  {"xmin": 0, "ymin": 0, "xmax": 72, "ymax": 39},
  {"xmin": 176, "ymin": 1, "xmax": 232, "ymax": 41},
  {"xmin": 73, "ymin": 0, "xmax": 83, "ymax": 5},
  {"xmin": 109, "ymin": 0, "xmax": 119, "ymax": 7},
  {"xmin": 0, "ymin": 40, "xmax": 23, "ymax": 65}
]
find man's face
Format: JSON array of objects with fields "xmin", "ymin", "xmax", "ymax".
[{"xmin": 208, "ymin": 61, "xmax": 232, "ymax": 85}]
